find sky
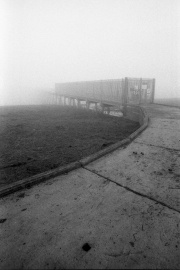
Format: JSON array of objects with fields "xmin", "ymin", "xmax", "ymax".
[{"xmin": 0, "ymin": 0, "xmax": 180, "ymax": 105}]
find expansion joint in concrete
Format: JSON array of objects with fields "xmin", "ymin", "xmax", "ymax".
[
  {"xmin": 133, "ymin": 141, "xmax": 180, "ymax": 152},
  {"xmin": 148, "ymin": 126, "xmax": 180, "ymax": 131},
  {"xmin": 83, "ymin": 167, "xmax": 180, "ymax": 215}
]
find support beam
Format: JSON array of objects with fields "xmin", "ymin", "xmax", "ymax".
[
  {"xmin": 86, "ymin": 101, "xmax": 90, "ymax": 110},
  {"xmin": 58, "ymin": 96, "xmax": 62, "ymax": 105},
  {"xmin": 52, "ymin": 94, "xmax": 56, "ymax": 105},
  {"xmin": 77, "ymin": 99, "xmax": 81, "ymax": 108},
  {"xmin": 101, "ymin": 104, "xmax": 105, "ymax": 113}
]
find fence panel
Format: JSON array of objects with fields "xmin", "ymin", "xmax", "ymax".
[
  {"xmin": 55, "ymin": 77, "xmax": 155, "ymax": 106},
  {"xmin": 55, "ymin": 79, "xmax": 124, "ymax": 104},
  {"xmin": 127, "ymin": 78, "xmax": 155, "ymax": 104}
]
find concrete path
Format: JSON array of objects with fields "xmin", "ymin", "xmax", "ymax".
[{"xmin": 0, "ymin": 104, "xmax": 180, "ymax": 269}]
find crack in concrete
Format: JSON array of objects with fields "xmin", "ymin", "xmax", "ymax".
[
  {"xmin": 83, "ymin": 167, "xmax": 180, "ymax": 215},
  {"xmin": 104, "ymin": 250, "xmax": 143, "ymax": 258},
  {"xmin": 133, "ymin": 232, "xmax": 138, "ymax": 242},
  {"xmin": 133, "ymin": 141, "xmax": 180, "ymax": 152},
  {"xmin": 104, "ymin": 252, "xmax": 123, "ymax": 257}
]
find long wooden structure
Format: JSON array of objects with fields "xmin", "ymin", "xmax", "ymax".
[{"xmin": 52, "ymin": 77, "xmax": 155, "ymax": 114}]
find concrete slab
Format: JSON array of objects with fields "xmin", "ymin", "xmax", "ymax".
[
  {"xmin": 1, "ymin": 168, "xmax": 180, "ymax": 269},
  {"xmin": 86, "ymin": 107, "xmax": 180, "ymax": 213},
  {"xmin": 86, "ymin": 142, "xmax": 180, "ymax": 212},
  {"xmin": 134, "ymin": 127, "xmax": 180, "ymax": 150},
  {"xmin": 148, "ymin": 118, "xmax": 180, "ymax": 131},
  {"xmin": 136, "ymin": 105, "xmax": 180, "ymax": 149},
  {"xmin": 142, "ymin": 104, "xmax": 180, "ymax": 119}
]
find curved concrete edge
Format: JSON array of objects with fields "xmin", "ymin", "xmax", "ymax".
[
  {"xmin": 0, "ymin": 105, "xmax": 149, "ymax": 198},
  {"xmin": 0, "ymin": 161, "xmax": 81, "ymax": 198},
  {"xmin": 128, "ymin": 122, "xmax": 148, "ymax": 140},
  {"xmin": 80, "ymin": 106, "xmax": 149, "ymax": 166},
  {"xmin": 79, "ymin": 138, "xmax": 131, "ymax": 166},
  {"xmin": 128, "ymin": 107, "xmax": 149, "ymax": 140}
]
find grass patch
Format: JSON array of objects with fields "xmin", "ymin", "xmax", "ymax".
[{"xmin": 0, "ymin": 105, "xmax": 140, "ymax": 186}]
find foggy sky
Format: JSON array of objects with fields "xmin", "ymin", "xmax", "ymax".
[{"xmin": 0, "ymin": 0, "xmax": 180, "ymax": 105}]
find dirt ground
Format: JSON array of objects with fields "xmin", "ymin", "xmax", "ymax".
[
  {"xmin": 0, "ymin": 105, "xmax": 139, "ymax": 187},
  {"xmin": 154, "ymin": 98, "xmax": 180, "ymax": 107}
]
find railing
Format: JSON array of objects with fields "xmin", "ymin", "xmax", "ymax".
[
  {"xmin": 55, "ymin": 79, "xmax": 124, "ymax": 105},
  {"xmin": 55, "ymin": 77, "xmax": 155, "ymax": 107}
]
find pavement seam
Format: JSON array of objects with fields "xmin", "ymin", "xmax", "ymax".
[
  {"xmin": 83, "ymin": 166, "xmax": 180, "ymax": 215},
  {"xmin": 153, "ymin": 103, "xmax": 180, "ymax": 109},
  {"xmin": 133, "ymin": 141, "xmax": 180, "ymax": 152},
  {"xmin": 148, "ymin": 126, "xmax": 180, "ymax": 131}
]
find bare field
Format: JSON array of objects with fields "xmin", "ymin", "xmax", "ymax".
[
  {"xmin": 154, "ymin": 98, "xmax": 180, "ymax": 107},
  {"xmin": 0, "ymin": 105, "xmax": 139, "ymax": 187}
]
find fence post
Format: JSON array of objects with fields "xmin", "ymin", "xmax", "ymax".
[
  {"xmin": 95, "ymin": 103, "xmax": 97, "ymax": 111},
  {"xmin": 123, "ymin": 77, "xmax": 128, "ymax": 116},
  {"xmin": 77, "ymin": 99, "xmax": 81, "ymax": 108},
  {"xmin": 152, "ymin": 79, "xmax": 155, "ymax": 103},
  {"xmin": 86, "ymin": 100, "xmax": 90, "ymax": 109},
  {"xmin": 139, "ymin": 78, "xmax": 142, "ymax": 104}
]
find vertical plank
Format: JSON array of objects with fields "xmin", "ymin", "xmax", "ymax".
[
  {"xmin": 152, "ymin": 79, "xmax": 155, "ymax": 103},
  {"xmin": 139, "ymin": 78, "xmax": 142, "ymax": 104}
]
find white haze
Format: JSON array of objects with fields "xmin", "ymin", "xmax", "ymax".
[{"xmin": 0, "ymin": 0, "xmax": 180, "ymax": 105}]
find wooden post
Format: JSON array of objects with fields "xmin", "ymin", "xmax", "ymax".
[
  {"xmin": 123, "ymin": 77, "xmax": 128, "ymax": 116},
  {"xmin": 102, "ymin": 104, "xmax": 105, "ymax": 113},
  {"xmin": 139, "ymin": 78, "xmax": 142, "ymax": 104},
  {"xmin": 52, "ymin": 94, "xmax": 54, "ymax": 104},
  {"xmin": 95, "ymin": 103, "xmax": 97, "ymax": 111},
  {"xmin": 58, "ymin": 96, "xmax": 61, "ymax": 105},
  {"xmin": 145, "ymin": 83, "xmax": 147, "ymax": 103},
  {"xmin": 60, "ymin": 96, "xmax": 63, "ymax": 105},
  {"xmin": 86, "ymin": 100, "xmax": 90, "ymax": 109},
  {"xmin": 65, "ymin": 97, "xmax": 68, "ymax": 105},
  {"xmin": 100, "ymin": 80, "xmax": 103, "ymax": 103},
  {"xmin": 77, "ymin": 99, "xmax": 81, "ymax": 108},
  {"xmin": 152, "ymin": 79, "xmax": 155, "ymax": 103}
]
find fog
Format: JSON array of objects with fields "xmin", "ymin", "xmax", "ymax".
[{"xmin": 0, "ymin": 0, "xmax": 180, "ymax": 105}]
